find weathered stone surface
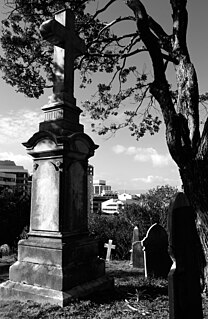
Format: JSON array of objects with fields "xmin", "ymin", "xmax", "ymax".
[
  {"xmin": 39, "ymin": 9, "xmax": 86, "ymax": 107},
  {"xmin": 8, "ymin": 235, "xmax": 105, "ymax": 291},
  {"xmin": 130, "ymin": 226, "xmax": 140, "ymax": 266},
  {"xmin": 132, "ymin": 241, "xmax": 145, "ymax": 272},
  {"xmin": 0, "ymin": 276, "xmax": 113, "ymax": 306},
  {"xmin": 0, "ymin": 112, "xmax": 112, "ymax": 304}
]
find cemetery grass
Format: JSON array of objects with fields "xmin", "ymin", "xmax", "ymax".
[{"xmin": 0, "ymin": 260, "xmax": 208, "ymax": 318}]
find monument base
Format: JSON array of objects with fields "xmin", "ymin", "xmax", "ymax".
[
  {"xmin": 0, "ymin": 276, "xmax": 114, "ymax": 306},
  {"xmin": 0, "ymin": 234, "xmax": 114, "ymax": 306}
]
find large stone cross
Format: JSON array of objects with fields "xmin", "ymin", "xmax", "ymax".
[{"xmin": 40, "ymin": 9, "xmax": 86, "ymax": 107}]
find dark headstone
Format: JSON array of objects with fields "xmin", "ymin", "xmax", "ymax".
[
  {"xmin": 168, "ymin": 192, "xmax": 205, "ymax": 319},
  {"xmin": 142, "ymin": 223, "xmax": 172, "ymax": 278}
]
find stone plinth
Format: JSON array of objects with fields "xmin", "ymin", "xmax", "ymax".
[
  {"xmin": 0, "ymin": 276, "xmax": 112, "ymax": 306},
  {"xmin": 0, "ymin": 131, "xmax": 113, "ymax": 306}
]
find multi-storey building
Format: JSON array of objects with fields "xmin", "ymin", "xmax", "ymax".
[
  {"xmin": 101, "ymin": 198, "xmax": 124, "ymax": 215},
  {"xmin": 0, "ymin": 160, "xmax": 29, "ymax": 194},
  {"xmin": 93, "ymin": 179, "xmax": 112, "ymax": 196}
]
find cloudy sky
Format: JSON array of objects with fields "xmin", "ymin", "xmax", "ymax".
[{"xmin": 0, "ymin": 0, "xmax": 207, "ymax": 192}]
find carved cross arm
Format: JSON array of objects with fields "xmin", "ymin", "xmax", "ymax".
[{"xmin": 40, "ymin": 19, "xmax": 86, "ymax": 57}]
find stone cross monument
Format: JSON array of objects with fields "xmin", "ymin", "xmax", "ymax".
[
  {"xmin": 0, "ymin": 9, "xmax": 113, "ymax": 306},
  {"xmin": 40, "ymin": 9, "xmax": 85, "ymax": 107}
]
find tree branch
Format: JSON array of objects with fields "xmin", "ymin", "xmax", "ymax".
[
  {"xmin": 126, "ymin": 0, "xmax": 193, "ymax": 166},
  {"xmin": 170, "ymin": 0, "xmax": 189, "ymax": 59},
  {"xmin": 148, "ymin": 16, "xmax": 171, "ymax": 53},
  {"xmin": 93, "ymin": 0, "xmax": 118, "ymax": 19},
  {"xmin": 88, "ymin": 47, "xmax": 146, "ymax": 59},
  {"xmin": 170, "ymin": 1, "xmax": 200, "ymax": 150},
  {"xmin": 126, "ymin": 0, "xmax": 166, "ymax": 84},
  {"xmin": 197, "ymin": 119, "xmax": 208, "ymax": 160},
  {"xmin": 98, "ymin": 16, "xmax": 135, "ymax": 38}
]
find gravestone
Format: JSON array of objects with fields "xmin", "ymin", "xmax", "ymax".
[
  {"xmin": 132, "ymin": 241, "xmax": 145, "ymax": 273},
  {"xmin": 129, "ymin": 226, "xmax": 145, "ymax": 273},
  {"xmin": 0, "ymin": 9, "xmax": 113, "ymax": 306},
  {"xmin": 129, "ymin": 226, "xmax": 139, "ymax": 265},
  {"xmin": 142, "ymin": 223, "xmax": 172, "ymax": 278},
  {"xmin": 168, "ymin": 192, "xmax": 204, "ymax": 319},
  {"xmin": 104, "ymin": 239, "xmax": 116, "ymax": 261},
  {"xmin": 132, "ymin": 226, "xmax": 139, "ymax": 242}
]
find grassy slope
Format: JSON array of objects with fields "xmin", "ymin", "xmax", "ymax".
[{"xmin": 0, "ymin": 260, "xmax": 207, "ymax": 318}]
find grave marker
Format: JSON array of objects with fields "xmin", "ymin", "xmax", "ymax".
[
  {"xmin": 168, "ymin": 192, "xmax": 204, "ymax": 319},
  {"xmin": 129, "ymin": 226, "xmax": 145, "ymax": 273},
  {"xmin": 142, "ymin": 223, "xmax": 172, "ymax": 278},
  {"xmin": 132, "ymin": 241, "xmax": 145, "ymax": 273},
  {"xmin": 0, "ymin": 8, "xmax": 113, "ymax": 306},
  {"xmin": 40, "ymin": 9, "xmax": 85, "ymax": 107},
  {"xmin": 104, "ymin": 239, "xmax": 116, "ymax": 261},
  {"xmin": 129, "ymin": 226, "xmax": 139, "ymax": 265}
]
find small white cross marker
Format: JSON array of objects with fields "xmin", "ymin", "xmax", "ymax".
[{"xmin": 104, "ymin": 239, "xmax": 116, "ymax": 261}]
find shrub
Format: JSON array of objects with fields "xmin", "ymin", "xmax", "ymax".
[
  {"xmin": 0, "ymin": 189, "xmax": 30, "ymax": 248},
  {"xmin": 88, "ymin": 185, "xmax": 178, "ymax": 259},
  {"xmin": 88, "ymin": 213, "xmax": 133, "ymax": 260}
]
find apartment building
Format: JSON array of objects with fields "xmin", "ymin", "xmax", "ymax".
[{"xmin": 0, "ymin": 160, "xmax": 29, "ymax": 193}]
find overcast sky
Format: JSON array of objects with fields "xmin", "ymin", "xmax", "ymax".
[{"xmin": 0, "ymin": 0, "xmax": 207, "ymax": 192}]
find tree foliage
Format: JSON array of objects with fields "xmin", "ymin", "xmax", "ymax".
[
  {"xmin": 1, "ymin": 1, "xmax": 208, "ymax": 143},
  {"xmin": 88, "ymin": 185, "xmax": 177, "ymax": 259},
  {"xmin": 88, "ymin": 213, "xmax": 132, "ymax": 260},
  {"xmin": 0, "ymin": 0, "xmax": 163, "ymax": 137},
  {"xmin": 123, "ymin": 185, "xmax": 178, "ymax": 235},
  {"xmin": 0, "ymin": 189, "xmax": 30, "ymax": 247}
]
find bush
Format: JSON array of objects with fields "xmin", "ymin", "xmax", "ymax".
[
  {"xmin": 88, "ymin": 185, "xmax": 178, "ymax": 259},
  {"xmin": 0, "ymin": 189, "xmax": 30, "ymax": 248},
  {"xmin": 88, "ymin": 213, "xmax": 133, "ymax": 260}
]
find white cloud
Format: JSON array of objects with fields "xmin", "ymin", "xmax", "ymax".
[
  {"xmin": 112, "ymin": 144, "xmax": 171, "ymax": 167},
  {"xmin": 132, "ymin": 175, "xmax": 172, "ymax": 184},
  {"xmin": 112, "ymin": 144, "xmax": 126, "ymax": 154},
  {"xmin": 0, "ymin": 152, "xmax": 33, "ymax": 173},
  {"xmin": 126, "ymin": 146, "xmax": 137, "ymax": 155},
  {"xmin": 0, "ymin": 110, "xmax": 43, "ymax": 145}
]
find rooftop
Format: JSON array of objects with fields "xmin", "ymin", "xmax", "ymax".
[{"xmin": 0, "ymin": 161, "xmax": 28, "ymax": 173}]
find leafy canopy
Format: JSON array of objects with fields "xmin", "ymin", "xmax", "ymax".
[
  {"xmin": 0, "ymin": 0, "xmax": 165, "ymax": 139},
  {"xmin": 0, "ymin": 0, "xmax": 208, "ymax": 141}
]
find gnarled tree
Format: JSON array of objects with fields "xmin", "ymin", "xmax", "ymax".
[{"xmin": 1, "ymin": 0, "xmax": 208, "ymax": 267}]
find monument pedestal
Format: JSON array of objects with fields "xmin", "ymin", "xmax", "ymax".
[
  {"xmin": 0, "ymin": 130, "xmax": 113, "ymax": 306},
  {"xmin": 0, "ymin": 235, "xmax": 111, "ymax": 306}
]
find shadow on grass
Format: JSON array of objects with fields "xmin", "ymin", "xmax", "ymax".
[
  {"xmin": 86, "ymin": 273, "xmax": 168, "ymax": 304},
  {"xmin": 0, "ymin": 261, "xmax": 169, "ymax": 319}
]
